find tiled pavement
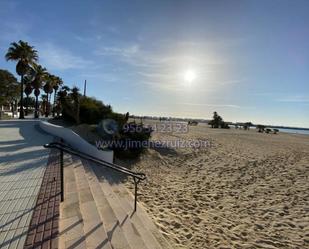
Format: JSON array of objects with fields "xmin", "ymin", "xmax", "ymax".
[
  {"xmin": 23, "ymin": 149, "xmax": 61, "ymax": 249},
  {"xmin": 0, "ymin": 120, "xmax": 53, "ymax": 249}
]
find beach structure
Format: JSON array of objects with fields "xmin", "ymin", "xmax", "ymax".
[{"xmin": 0, "ymin": 120, "xmax": 172, "ymax": 249}]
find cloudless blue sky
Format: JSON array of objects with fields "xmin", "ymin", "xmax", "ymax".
[{"xmin": 0, "ymin": 0, "xmax": 308, "ymax": 127}]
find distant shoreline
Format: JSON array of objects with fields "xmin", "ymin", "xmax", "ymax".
[
  {"xmin": 259, "ymin": 125, "xmax": 309, "ymax": 131},
  {"xmin": 131, "ymin": 115, "xmax": 309, "ymax": 130},
  {"xmin": 276, "ymin": 128, "xmax": 309, "ymax": 136}
]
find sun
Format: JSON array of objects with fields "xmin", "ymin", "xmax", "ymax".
[{"xmin": 184, "ymin": 69, "xmax": 196, "ymax": 83}]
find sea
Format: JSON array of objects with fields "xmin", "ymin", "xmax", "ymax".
[
  {"xmin": 231, "ymin": 125, "xmax": 309, "ymax": 136},
  {"xmin": 277, "ymin": 128, "xmax": 309, "ymax": 135}
]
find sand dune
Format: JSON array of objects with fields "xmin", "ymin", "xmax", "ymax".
[{"xmin": 123, "ymin": 123, "xmax": 309, "ymax": 249}]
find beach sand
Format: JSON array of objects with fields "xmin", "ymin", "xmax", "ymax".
[{"xmin": 121, "ymin": 122, "xmax": 309, "ymax": 249}]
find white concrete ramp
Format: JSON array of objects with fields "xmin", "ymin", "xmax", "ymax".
[{"xmin": 39, "ymin": 121, "xmax": 113, "ymax": 163}]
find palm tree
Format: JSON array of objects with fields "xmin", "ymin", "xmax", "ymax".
[
  {"xmin": 32, "ymin": 64, "xmax": 47, "ymax": 118},
  {"xmin": 43, "ymin": 73, "xmax": 54, "ymax": 117},
  {"xmin": 24, "ymin": 80, "xmax": 33, "ymax": 116},
  {"xmin": 61, "ymin": 85, "xmax": 70, "ymax": 94},
  {"xmin": 5, "ymin": 40, "xmax": 38, "ymax": 119},
  {"xmin": 57, "ymin": 86, "xmax": 68, "ymax": 116},
  {"xmin": 41, "ymin": 94, "xmax": 48, "ymax": 116},
  {"xmin": 52, "ymin": 76, "xmax": 63, "ymax": 117},
  {"xmin": 71, "ymin": 86, "xmax": 80, "ymax": 124}
]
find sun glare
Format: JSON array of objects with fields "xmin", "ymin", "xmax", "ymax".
[{"xmin": 184, "ymin": 70, "xmax": 196, "ymax": 83}]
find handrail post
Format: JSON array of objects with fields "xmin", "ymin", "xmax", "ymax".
[
  {"xmin": 60, "ymin": 149, "xmax": 64, "ymax": 202},
  {"xmin": 134, "ymin": 177, "xmax": 138, "ymax": 212},
  {"xmin": 44, "ymin": 142, "xmax": 146, "ymax": 211}
]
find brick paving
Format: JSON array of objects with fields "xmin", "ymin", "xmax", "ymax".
[{"xmin": 23, "ymin": 149, "xmax": 61, "ymax": 249}]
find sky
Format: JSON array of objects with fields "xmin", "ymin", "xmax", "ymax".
[{"xmin": 0, "ymin": 0, "xmax": 308, "ymax": 127}]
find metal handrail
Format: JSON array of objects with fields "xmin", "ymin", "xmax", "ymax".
[{"xmin": 43, "ymin": 142, "xmax": 146, "ymax": 212}]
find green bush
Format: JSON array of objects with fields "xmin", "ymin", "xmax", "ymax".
[
  {"xmin": 209, "ymin": 111, "xmax": 230, "ymax": 129},
  {"xmin": 79, "ymin": 97, "xmax": 112, "ymax": 124},
  {"xmin": 61, "ymin": 101, "xmax": 76, "ymax": 123},
  {"xmin": 106, "ymin": 112, "xmax": 126, "ymax": 128},
  {"xmin": 58, "ymin": 91, "xmax": 152, "ymax": 158},
  {"xmin": 221, "ymin": 122, "xmax": 230, "ymax": 129},
  {"xmin": 110, "ymin": 122, "xmax": 152, "ymax": 159}
]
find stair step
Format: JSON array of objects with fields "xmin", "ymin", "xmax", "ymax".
[
  {"xmin": 59, "ymin": 163, "xmax": 86, "ymax": 249},
  {"xmin": 73, "ymin": 158, "xmax": 112, "ymax": 249},
  {"xmin": 89, "ymin": 162, "xmax": 149, "ymax": 249},
  {"xmin": 103, "ymin": 169, "xmax": 174, "ymax": 249},
  {"xmin": 101, "ymin": 170, "xmax": 166, "ymax": 249},
  {"xmin": 82, "ymin": 160, "xmax": 133, "ymax": 249},
  {"xmin": 60, "ymin": 155, "xmax": 174, "ymax": 249}
]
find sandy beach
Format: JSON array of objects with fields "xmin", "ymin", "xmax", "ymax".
[{"xmin": 120, "ymin": 122, "xmax": 309, "ymax": 249}]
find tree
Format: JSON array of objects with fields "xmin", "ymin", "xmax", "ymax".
[
  {"xmin": 125, "ymin": 112, "xmax": 130, "ymax": 122},
  {"xmin": 70, "ymin": 86, "xmax": 80, "ymax": 124},
  {"xmin": 40, "ymin": 94, "xmax": 48, "ymax": 116},
  {"xmin": 43, "ymin": 73, "xmax": 54, "ymax": 117},
  {"xmin": 52, "ymin": 76, "xmax": 63, "ymax": 117},
  {"xmin": 7, "ymin": 84, "xmax": 20, "ymax": 117},
  {"xmin": 56, "ymin": 86, "xmax": 69, "ymax": 118},
  {"xmin": 79, "ymin": 96, "xmax": 112, "ymax": 124},
  {"xmin": 5, "ymin": 40, "xmax": 38, "ymax": 119},
  {"xmin": 244, "ymin": 122, "xmax": 253, "ymax": 130},
  {"xmin": 0, "ymin": 69, "xmax": 20, "ymax": 116},
  {"xmin": 209, "ymin": 111, "xmax": 223, "ymax": 128},
  {"xmin": 24, "ymin": 76, "xmax": 33, "ymax": 116},
  {"xmin": 0, "ymin": 69, "xmax": 18, "ymax": 106},
  {"xmin": 26, "ymin": 96, "xmax": 35, "ymax": 108},
  {"xmin": 256, "ymin": 124, "xmax": 265, "ymax": 133},
  {"xmin": 57, "ymin": 85, "xmax": 80, "ymax": 123},
  {"xmin": 32, "ymin": 64, "xmax": 47, "ymax": 118}
]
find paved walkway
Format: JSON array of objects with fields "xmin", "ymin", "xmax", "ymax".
[
  {"xmin": 23, "ymin": 149, "xmax": 61, "ymax": 249},
  {"xmin": 0, "ymin": 120, "xmax": 53, "ymax": 249}
]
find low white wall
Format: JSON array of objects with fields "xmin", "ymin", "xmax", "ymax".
[{"xmin": 39, "ymin": 121, "xmax": 113, "ymax": 163}]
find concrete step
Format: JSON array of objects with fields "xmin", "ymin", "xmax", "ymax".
[
  {"xmin": 82, "ymin": 160, "xmax": 133, "ymax": 249},
  {"xmin": 103, "ymin": 169, "xmax": 174, "ymax": 249},
  {"xmin": 100, "ymin": 170, "xmax": 166, "ymax": 249},
  {"xmin": 73, "ymin": 158, "xmax": 112, "ymax": 249},
  {"xmin": 60, "ymin": 154, "xmax": 174, "ymax": 249},
  {"xmin": 59, "ymin": 162, "xmax": 86, "ymax": 249},
  {"xmin": 89, "ymin": 162, "xmax": 149, "ymax": 249}
]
